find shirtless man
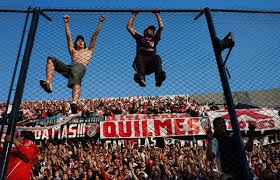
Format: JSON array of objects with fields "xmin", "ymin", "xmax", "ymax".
[{"xmin": 40, "ymin": 15, "xmax": 105, "ymax": 113}]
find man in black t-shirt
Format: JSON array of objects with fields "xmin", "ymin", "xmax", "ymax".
[
  {"xmin": 127, "ymin": 9, "xmax": 166, "ymax": 87},
  {"xmin": 206, "ymin": 117, "xmax": 255, "ymax": 180}
]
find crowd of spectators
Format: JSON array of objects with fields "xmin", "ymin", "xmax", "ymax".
[
  {"xmin": 1, "ymin": 96, "xmax": 279, "ymax": 179},
  {"xmin": 31, "ymin": 139, "xmax": 279, "ymax": 180},
  {"xmin": 249, "ymin": 143, "xmax": 280, "ymax": 179},
  {"xmin": 0, "ymin": 95, "xmax": 220, "ymax": 121}
]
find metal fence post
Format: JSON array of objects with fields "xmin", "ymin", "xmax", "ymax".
[{"xmin": 203, "ymin": 7, "xmax": 250, "ymax": 180}]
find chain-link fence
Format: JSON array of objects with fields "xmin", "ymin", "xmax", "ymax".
[
  {"xmin": 0, "ymin": 11, "xmax": 29, "ymax": 117},
  {"xmin": 0, "ymin": 8, "xmax": 280, "ymax": 180}
]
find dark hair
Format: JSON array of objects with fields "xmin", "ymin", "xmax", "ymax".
[
  {"xmin": 213, "ymin": 117, "xmax": 225, "ymax": 126},
  {"xmin": 74, "ymin": 35, "xmax": 87, "ymax": 50},
  {"xmin": 20, "ymin": 131, "xmax": 35, "ymax": 141},
  {"xmin": 144, "ymin": 25, "xmax": 156, "ymax": 35}
]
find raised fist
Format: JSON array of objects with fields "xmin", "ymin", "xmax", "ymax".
[
  {"xmin": 206, "ymin": 129, "xmax": 213, "ymax": 140},
  {"xmin": 100, "ymin": 15, "xmax": 105, "ymax": 22},
  {"xmin": 248, "ymin": 123, "xmax": 256, "ymax": 132},
  {"xmin": 131, "ymin": 9, "xmax": 138, "ymax": 16},
  {"xmin": 152, "ymin": 9, "xmax": 160, "ymax": 15},
  {"xmin": 63, "ymin": 15, "xmax": 70, "ymax": 23}
]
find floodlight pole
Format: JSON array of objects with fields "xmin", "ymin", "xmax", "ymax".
[
  {"xmin": 203, "ymin": 7, "xmax": 250, "ymax": 180},
  {"xmin": 0, "ymin": 9, "xmax": 40, "ymax": 180}
]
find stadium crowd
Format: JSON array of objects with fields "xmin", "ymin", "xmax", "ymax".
[
  {"xmin": 31, "ymin": 139, "xmax": 279, "ymax": 180},
  {"xmin": 1, "ymin": 96, "xmax": 279, "ymax": 179},
  {"xmin": 1, "ymin": 95, "xmax": 220, "ymax": 121}
]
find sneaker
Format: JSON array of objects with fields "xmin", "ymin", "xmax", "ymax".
[
  {"xmin": 134, "ymin": 74, "xmax": 140, "ymax": 83},
  {"xmin": 161, "ymin": 71, "xmax": 166, "ymax": 82},
  {"xmin": 139, "ymin": 76, "xmax": 146, "ymax": 87},
  {"xmin": 39, "ymin": 80, "xmax": 52, "ymax": 93},
  {"xmin": 155, "ymin": 80, "xmax": 162, "ymax": 87},
  {"xmin": 155, "ymin": 71, "xmax": 166, "ymax": 87},
  {"xmin": 70, "ymin": 101, "xmax": 78, "ymax": 114}
]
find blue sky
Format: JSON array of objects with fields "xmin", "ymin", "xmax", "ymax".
[
  {"xmin": 0, "ymin": 0, "xmax": 280, "ymax": 11},
  {"xmin": 0, "ymin": 0, "xmax": 279, "ymax": 102}
]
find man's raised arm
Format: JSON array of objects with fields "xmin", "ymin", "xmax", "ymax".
[
  {"xmin": 206, "ymin": 130, "xmax": 215, "ymax": 161},
  {"xmin": 127, "ymin": 10, "xmax": 138, "ymax": 36},
  {"xmin": 88, "ymin": 16, "xmax": 105, "ymax": 53},
  {"xmin": 63, "ymin": 15, "xmax": 74, "ymax": 55},
  {"xmin": 153, "ymin": 10, "xmax": 163, "ymax": 38},
  {"xmin": 245, "ymin": 124, "xmax": 256, "ymax": 152}
]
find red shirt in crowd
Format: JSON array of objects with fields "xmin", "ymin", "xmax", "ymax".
[{"xmin": 1, "ymin": 139, "xmax": 39, "ymax": 180}]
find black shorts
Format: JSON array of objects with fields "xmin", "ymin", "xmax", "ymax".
[
  {"xmin": 48, "ymin": 56, "xmax": 86, "ymax": 88},
  {"xmin": 132, "ymin": 54, "xmax": 162, "ymax": 75}
]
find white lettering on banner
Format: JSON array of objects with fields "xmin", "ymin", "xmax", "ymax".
[
  {"xmin": 259, "ymin": 133, "xmax": 280, "ymax": 145},
  {"xmin": 57, "ymin": 126, "xmax": 61, "ymax": 139},
  {"xmin": 34, "ymin": 130, "xmax": 41, "ymax": 139},
  {"xmin": 61, "ymin": 126, "xmax": 68, "ymax": 139},
  {"xmin": 207, "ymin": 109, "xmax": 279, "ymax": 130},
  {"xmin": 41, "ymin": 129, "xmax": 49, "ymax": 140},
  {"xmin": 0, "ymin": 123, "xmax": 99, "ymax": 142},
  {"xmin": 52, "ymin": 126, "xmax": 60, "ymax": 139},
  {"xmin": 68, "ymin": 124, "xmax": 77, "ymax": 138},
  {"xmin": 77, "ymin": 124, "xmax": 81, "ymax": 137},
  {"xmin": 32, "ymin": 123, "xmax": 88, "ymax": 140},
  {"xmin": 76, "ymin": 123, "xmax": 86, "ymax": 138}
]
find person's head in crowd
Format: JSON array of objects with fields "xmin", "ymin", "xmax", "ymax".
[
  {"xmin": 62, "ymin": 165, "xmax": 68, "ymax": 173},
  {"xmin": 67, "ymin": 168, "xmax": 72, "ymax": 176},
  {"xmin": 140, "ymin": 172, "xmax": 148, "ymax": 180},
  {"xmin": 213, "ymin": 117, "xmax": 227, "ymax": 136},
  {"xmin": 140, "ymin": 161, "xmax": 145, "ymax": 170},
  {"xmin": 20, "ymin": 130, "xmax": 35, "ymax": 142},
  {"xmin": 113, "ymin": 168, "xmax": 119, "ymax": 176},
  {"xmin": 123, "ymin": 166, "xmax": 131, "ymax": 177},
  {"xmin": 151, "ymin": 168, "xmax": 160, "ymax": 179},
  {"xmin": 134, "ymin": 167, "xmax": 141, "ymax": 176},
  {"xmin": 87, "ymin": 169, "xmax": 93, "ymax": 178},
  {"xmin": 74, "ymin": 169, "xmax": 80, "ymax": 178},
  {"xmin": 54, "ymin": 170, "xmax": 60, "ymax": 179},
  {"xmin": 186, "ymin": 164, "xmax": 192, "ymax": 173},
  {"xmin": 63, "ymin": 173, "xmax": 69, "ymax": 180}
]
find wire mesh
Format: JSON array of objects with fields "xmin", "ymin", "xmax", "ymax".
[
  {"xmin": 210, "ymin": 11, "xmax": 280, "ymax": 138},
  {"xmin": 20, "ymin": 11, "xmax": 222, "ymax": 140},
  {"xmin": 0, "ymin": 9, "xmax": 280, "ymax": 180},
  {"xmin": 23, "ymin": 11, "xmax": 222, "ymax": 100},
  {"xmin": 0, "ymin": 12, "xmax": 28, "ymax": 120}
]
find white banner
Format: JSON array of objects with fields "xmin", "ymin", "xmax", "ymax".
[{"xmin": 100, "ymin": 109, "xmax": 280, "ymax": 139}]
